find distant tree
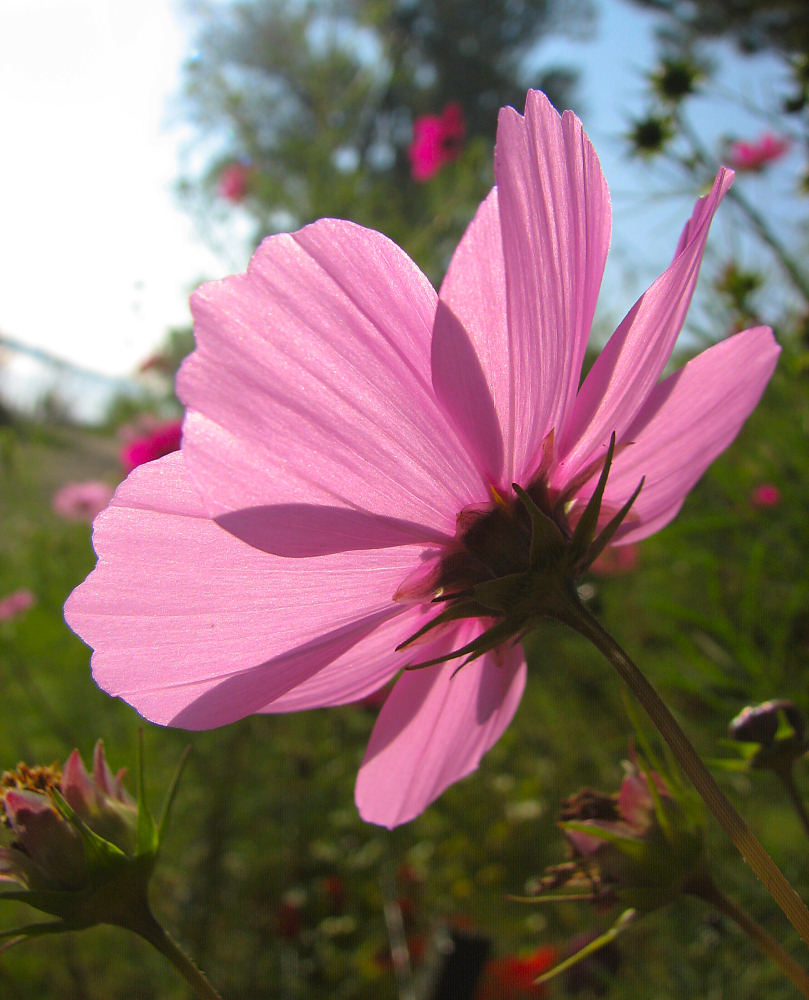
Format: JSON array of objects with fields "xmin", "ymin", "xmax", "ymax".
[{"xmin": 178, "ymin": 0, "xmax": 593, "ymax": 279}]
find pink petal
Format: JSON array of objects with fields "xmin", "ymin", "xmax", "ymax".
[
  {"xmin": 495, "ymin": 91, "xmax": 612, "ymax": 483},
  {"xmin": 61, "ymin": 749, "xmax": 94, "ymax": 814},
  {"xmin": 599, "ymin": 326, "xmax": 780, "ymax": 543},
  {"xmin": 179, "ymin": 219, "xmax": 483, "ymax": 534},
  {"xmin": 64, "ymin": 452, "xmax": 423, "ymax": 727},
  {"xmin": 556, "ymin": 169, "xmax": 734, "ymax": 484},
  {"xmin": 214, "ymin": 504, "xmax": 449, "ymax": 557},
  {"xmin": 355, "ymin": 624, "xmax": 527, "ymax": 828},
  {"xmin": 432, "ymin": 190, "xmax": 508, "ymax": 485},
  {"xmin": 264, "ymin": 608, "xmax": 431, "ymax": 712}
]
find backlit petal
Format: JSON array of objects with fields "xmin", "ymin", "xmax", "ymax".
[
  {"xmin": 599, "ymin": 326, "xmax": 780, "ymax": 542},
  {"xmin": 355, "ymin": 625, "xmax": 527, "ymax": 827},
  {"xmin": 64, "ymin": 453, "xmax": 422, "ymax": 726},
  {"xmin": 495, "ymin": 90, "xmax": 611, "ymax": 483},
  {"xmin": 179, "ymin": 219, "xmax": 483, "ymax": 534},
  {"xmin": 556, "ymin": 169, "xmax": 734, "ymax": 484}
]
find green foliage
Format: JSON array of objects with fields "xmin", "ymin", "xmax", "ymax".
[{"xmin": 1, "ymin": 334, "xmax": 809, "ymax": 996}]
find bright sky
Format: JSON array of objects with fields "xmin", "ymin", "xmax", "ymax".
[
  {"xmin": 0, "ymin": 0, "xmax": 794, "ymax": 415},
  {"xmin": 0, "ymin": 0, "xmax": 223, "ymax": 380}
]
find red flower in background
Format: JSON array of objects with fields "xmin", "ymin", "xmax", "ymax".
[
  {"xmin": 120, "ymin": 419, "xmax": 183, "ymax": 473},
  {"xmin": 726, "ymin": 133, "xmax": 789, "ymax": 171},
  {"xmin": 218, "ymin": 162, "xmax": 253, "ymax": 202},
  {"xmin": 409, "ymin": 102, "xmax": 466, "ymax": 181},
  {"xmin": 477, "ymin": 945, "xmax": 557, "ymax": 998}
]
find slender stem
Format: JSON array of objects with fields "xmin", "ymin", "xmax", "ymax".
[
  {"xmin": 778, "ymin": 768, "xmax": 809, "ymax": 843},
  {"xmin": 125, "ymin": 907, "xmax": 224, "ymax": 1000},
  {"xmin": 687, "ymin": 873, "xmax": 809, "ymax": 997},
  {"xmin": 556, "ymin": 595, "xmax": 809, "ymax": 951}
]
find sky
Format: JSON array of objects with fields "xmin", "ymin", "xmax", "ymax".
[{"xmin": 0, "ymin": 0, "xmax": 794, "ymax": 419}]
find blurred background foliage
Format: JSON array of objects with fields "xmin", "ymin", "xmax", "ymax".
[{"xmin": 1, "ymin": 0, "xmax": 809, "ymax": 996}]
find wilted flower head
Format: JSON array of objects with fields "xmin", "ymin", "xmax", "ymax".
[
  {"xmin": 120, "ymin": 418, "xmax": 183, "ymax": 472},
  {"xmin": 0, "ymin": 743, "xmax": 135, "ymax": 893},
  {"xmin": 0, "ymin": 589, "xmax": 35, "ymax": 623},
  {"xmin": 408, "ymin": 102, "xmax": 466, "ymax": 181},
  {"xmin": 651, "ymin": 56, "xmax": 704, "ymax": 102},
  {"xmin": 627, "ymin": 114, "xmax": 672, "ymax": 155},
  {"xmin": 726, "ymin": 133, "xmax": 789, "ymax": 172},
  {"xmin": 218, "ymin": 161, "xmax": 253, "ymax": 202},
  {"xmin": 66, "ymin": 90, "xmax": 779, "ymax": 828},
  {"xmin": 0, "ymin": 739, "xmax": 185, "ymax": 940},
  {"xmin": 750, "ymin": 483, "xmax": 781, "ymax": 508},
  {"xmin": 52, "ymin": 481, "xmax": 114, "ymax": 522}
]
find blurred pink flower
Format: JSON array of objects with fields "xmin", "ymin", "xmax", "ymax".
[
  {"xmin": 218, "ymin": 162, "xmax": 253, "ymax": 202},
  {"xmin": 750, "ymin": 482, "xmax": 781, "ymax": 508},
  {"xmin": 408, "ymin": 102, "xmax": 465, "ymax": 181},
  {"xmin": 590, "ymin": 542, "xmax": 639, "ymax": 576},
  {"xmin": 66, "ymin": 91, "xmax": 779, "ymax": 828},
  {"xmin": 727, "ymin": 133, "xmax": 789, "ymax": 172},
  {"xmin": 120, "ymin": 419, "xmax": 183, "ymax": 472},
  {"xmin": 0, "ymin": 590, "xmax": 35, "ymax": 623},
  {"xmin": 52, "ymin": 481, "xmax": 114, "ymax": 522}
]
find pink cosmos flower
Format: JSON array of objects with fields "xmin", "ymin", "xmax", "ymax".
[
  {"xmin": 750, "ymin": 482, "xmax": 781, "ymax": 508},
  {"xmin": 0, "ymin": 589, "xmax": 35, "ymax": 622},
  {"xmin": 120, "ymin": 418, "xmax": 183, "ymax": 472},
  {"xmin": 52, "ymin": 481, "xmax": 114, "ymax": 522},
  {"xmin": 408, "ymin": 102, "xmax": 466, "ymax": 181},
  {"xmin": 726, "ymin": 133, "xmax": 789, "ymax": 172},
  {"xmin": 218, "ymin": 162, "xmax": 253, "ymax": 202},
  {"xmin": 65, "ymin": 91, "xmax": 779, "ymax": 828}
]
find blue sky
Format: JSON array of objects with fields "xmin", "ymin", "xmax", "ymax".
[{"xmin": 0, "ymin": 0, "xmax": 797, "ymax": 417}]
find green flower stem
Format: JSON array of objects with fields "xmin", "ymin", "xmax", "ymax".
[
  {"xmin": 687, "ymin": 873, "xmax": 809, "ymax": 997},
  {"xmin": 557, "ymin": 595, "xmax": 809, "ymax": 956},
  {"xmin": 120, "ymin": 902, "xmax": 224, "ymax": 1000},
  {"xmin": 777, "ymin": 768, "xmax": 809, "ymax": 844}
]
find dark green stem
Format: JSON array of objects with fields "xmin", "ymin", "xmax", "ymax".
[
  {"xmin": 556, "ymin": 594, "xmax": 809, "ymax": 952},
  {"xmin": 117, "ymin": 902, "xmax": 224, "ymax": 1000},
  {"xmin": 687, "ymin": 873, "xmax": 809, "ymax": 997},
  {"xmin": 777, "ymin": 767, "xmax": 809, "ymax": 844}
]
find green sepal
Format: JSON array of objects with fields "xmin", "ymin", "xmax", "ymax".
[
  {"xmin": 471, "ymin": 572, "xmax": 529, "ymax": 613},
  {"xmin": 511, "ymin": 484, "xmax": 566, "ymax": 569},
  {"xmin": 558, "ymin": 821, "xmax": 647, "ymax": 858},
  {"xmin": 396, "ymin": 599, "xmax": 485, "ymax": 651},
  {"xmin": 534, "ymin": 908, "xmax": 637, "ymax": 985},
  {"xmin": 567, "ymin": 433, "xmax": 616, "ymax": 563},
  {"xmin": 579, "ymin": 476, "xmax": 645, "ymax": 571},
  {"xmin": 50, "ymin": 788, "xmax": 129, "ymax": 879},
  {"xmin": 405, "ymin": 617, "xmax": 518, "ymax": 672},
  {"xmin": 157, "ymin": 746, "xmax": 191, "ymax": 850},
  {"xmin": 136, "ymin": 731, "xmax": 159, "ymax": 858},
  {"xmin": 0, "ymin": 888, "xmax": 80, "ymax": 920}
]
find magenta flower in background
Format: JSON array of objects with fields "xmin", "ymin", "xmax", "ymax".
[
  {"xmin": 726, "ymin": 133, "xmax": 789, "ymax": 172},
  {"xmin": 0, "ymin": 589, "xmax": 35, "ymax": 623},
  {"xmin": 218, "ymin": 161, "xmax": 253, "ymax": 202},
  {"xmin": 52, "ymin": 481, "xmax": 114, "ymax": 523},
  {"xmin": 65, "ymin": 91, "xmax": 779, "ymax": 828},
  {"xmin": 751, "ymin": 482, "xmax": 781, "ymax": 508},
  {"xmin": 408, "ymin": 102, "xmax": 465, "ymax": 181},
  {"xmin": 120, "ymin": 418, "xmax": 183, "ymax": 472}
]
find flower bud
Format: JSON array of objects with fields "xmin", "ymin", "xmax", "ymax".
[{"xmin": 729, "ymin": 700, "xmax": 806, "ymax": 771}]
